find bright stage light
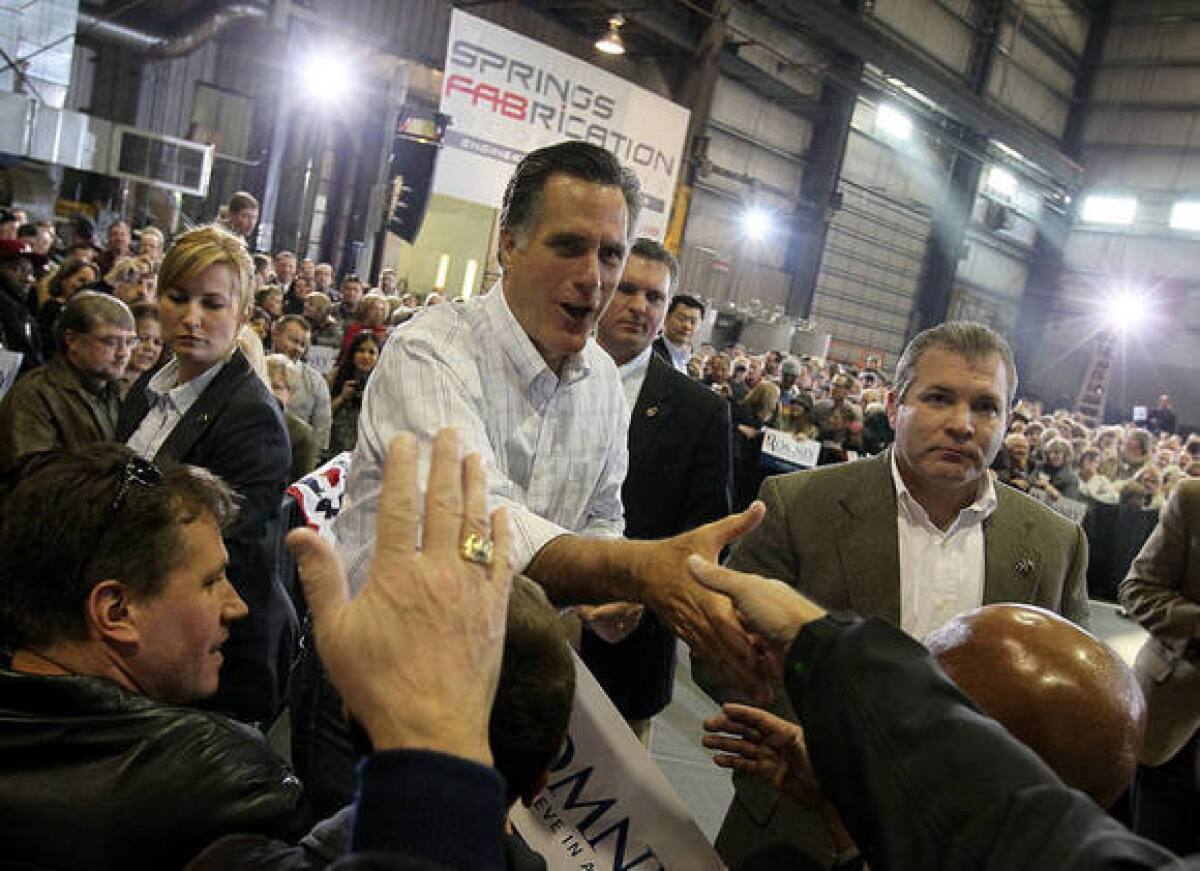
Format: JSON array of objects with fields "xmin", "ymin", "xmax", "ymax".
[
  {"xmin": 1105, "ymin": 292, "xmax": 1147, "ymax": 331},
  {"xmin": 742, "ymin": 208, "xmax": 772, "ymax": 241},
  {"xmin": 301, "ymin": 54, "xmax": 352, "ymax": 102}
]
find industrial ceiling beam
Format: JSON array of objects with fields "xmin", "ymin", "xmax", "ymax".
[
  {"xmin": 718, "ymin": 49, "xmax": 824, "ymax": 116},
  {"xmin": 760, "ymin": 0, "xmax": 1083, "ymax": 186}
]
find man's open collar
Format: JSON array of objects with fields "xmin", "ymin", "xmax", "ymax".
[{"xmin": 482, "ymin": 284, "xmax": 592, "ymax": 393}]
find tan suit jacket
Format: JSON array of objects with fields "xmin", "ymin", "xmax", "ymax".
[
  {"xmin": 701, "ymin": 450, "xmax": 1092, "ymax": 868},
  {"xmin": 1120, "ymin": 479, "xmax": 1200, "ymax": 765}
]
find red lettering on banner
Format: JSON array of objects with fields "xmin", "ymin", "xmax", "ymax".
[
  {"xmin": 500, "ymin": 90, "xmax": 527, "ymax": 120},
  {"xmin": 445, "ymin": 73, "xmax": 475, "ymax": 98},
  {"xmin": 444, "ymin": 73, "xmax": 529, "ymax": 122}
]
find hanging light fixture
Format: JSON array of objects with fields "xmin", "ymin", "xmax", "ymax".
[{"xmin": 595, "ymin": 15, "xmax": 626, "ymax": 55}]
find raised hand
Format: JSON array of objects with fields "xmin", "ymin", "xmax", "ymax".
[{"xmin": 288, "ymin": 428, "xmax": 512, "ymax": 763}]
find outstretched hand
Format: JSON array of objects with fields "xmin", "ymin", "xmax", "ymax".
[
  {"xmin": 702, "ymin": 703, "xmax": 822, "ymax": 807},
  {"xmin": 703, "ymin": 703, "xmax": 854, "ymax": 851},
  {"xmin": 287, "ymin": 428, "xmax": 513, "ymax": 763},
  {"xmin": 633, "ymin": 502, "xmax": 770, "ymax": 700},
  {"xmin": 686, "ymin": 554, "xmax": 827, "ymax": 676}
]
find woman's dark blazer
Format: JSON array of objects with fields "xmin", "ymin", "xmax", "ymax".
[{"xmin": 118, "ymin": 349, "xmax": 295, "ymax": 726}]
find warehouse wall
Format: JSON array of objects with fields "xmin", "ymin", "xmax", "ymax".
[
  {"xmin": 809, "ymin": 101, "xmax": 937, "ymax": 365},
  {"xmin": 1024, "ymin": 1, "xmax": 1200, "ymax": 427},
  {"xmin": 678, "ymin": 3, "xmax": 823, "ymax": 314}
]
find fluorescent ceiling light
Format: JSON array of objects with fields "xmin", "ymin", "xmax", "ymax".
[
  {"xmin": 1081, "ymin": 195, "xmax": 1137, "ymax": 226},
  {"xmin": 1169, "ymin": 200, "xmax": 1200, "ymax": 231}
]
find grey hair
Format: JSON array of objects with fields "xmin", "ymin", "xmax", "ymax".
[
  {"xmin": 265, "ymin": 352, "xmax": 300, "ymax": 391},
  {"xmin": 893, "ymin": 321, "xmax": 1018, "ymax": 406}
]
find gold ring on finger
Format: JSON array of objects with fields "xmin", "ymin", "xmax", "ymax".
[{"xmin": 460, "ymin": 532, "xmax": 494, "ymax": 567}]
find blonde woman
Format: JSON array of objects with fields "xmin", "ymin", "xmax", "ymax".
[{"xmin": 117, "ymin": 224, "xmax": 292, "ymax": 726}]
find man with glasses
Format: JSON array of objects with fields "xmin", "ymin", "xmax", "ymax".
[
  {"xmin": 0, "ymin": 291, "xmax": 135, "ymax": 473},
  {"xmin": 0, "ymin": 443, "xmax": 303, "ymax": 868}
]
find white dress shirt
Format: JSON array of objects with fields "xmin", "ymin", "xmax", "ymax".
[
  {"xmin": 661, "ymin": 335, "xmax": 690, "ymax": 373},
  {"xmin": 891, "ymin": 452, "xmax": 997, "ymax": 641},
  {"xmin": 288, "ymin": 360, "xmax": 332, "ymax": 451},
  {"xmin": 618, "ymin": 344, "xmax": 654, "ymax": 411},
  {"xmin": 335, "ymin": 284, "xmax": 630, "ymax": 594},
  {"xmin": 126, "ymin": 357, "xmax": 225, "ymax": 460}
]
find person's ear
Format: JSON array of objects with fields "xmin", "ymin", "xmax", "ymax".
[
  {"xmin": 499, "ymin": 229, "xmax": 519, "ymax": 272},
  {"xmin": 520, "ymin": 769, "xmax": 551, "ymax": 807},
  {"xmin": 86, "ymin": 579, "xmax": 140, "ymax": 646},
  {"xmin": 886, "ymin": 389, "xmax": 899, "ymax": 428}
]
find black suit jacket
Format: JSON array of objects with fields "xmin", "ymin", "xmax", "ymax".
[
  {"xmin": 118, "ymin": 350, "xmax": 295, "ymax": 725},
  {"xmin": 581, "ymin": 352, "xmax": 732, "ymax": 719}
]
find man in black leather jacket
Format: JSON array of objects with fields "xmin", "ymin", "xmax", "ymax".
[{"xmin": 0, "ymin": 444, "xmax": 303, "ymax": 869}]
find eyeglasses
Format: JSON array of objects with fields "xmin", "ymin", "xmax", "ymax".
[
  {"xmin": 85, "ymin": 333, "xmax": 139, "ymax": 351},
  {"xmin": 109, "ymin": 454, "xmax": 163, "ymax": 511},
  {"xmin": 74, "ymin": 454, "xmax": 163, "ymax": 588}
]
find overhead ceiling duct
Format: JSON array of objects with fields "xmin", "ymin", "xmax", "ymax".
[{"xmin": 77, "ymin": 2, "xmax": 268, "ymax": 59}]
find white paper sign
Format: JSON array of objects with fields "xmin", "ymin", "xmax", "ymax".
[
  {"xmin": 511, "ymin": 651, "xmax": 722, "ymax": 871},
  {"xmin": 0, "ymin": 349, "xmax": 22, "ymax": 399},
  {"xmin": 305, "ymin": 345, "xmax": 339, "ymax": 374},
  {"xmin": 1031, "ymin": 489, "xmax": 1090, "ymax": 525},
  {"xmin": 435, "ymin": 10, "xmax": 691, "ymax": 240},
  {"xmin": 761, "ymin": 428, "xmax": 821, "ymax": 469}
]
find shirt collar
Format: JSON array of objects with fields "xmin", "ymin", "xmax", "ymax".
[
  {"xmin": 146, "ymin": 356, "xmax": 225, "ymax": 416},
  {"xmin": 889, "ymin": 449, "xmax": 997, "ymax": 534},
  {"xmin": 618, "ymin": 344, "xmax": 654, "ymax": 385},
  {"xmin": 483, "ymin": 282, "xmax": 592, "ymax": 394}
]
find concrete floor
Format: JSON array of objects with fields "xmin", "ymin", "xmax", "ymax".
[{"xmin": 650, "ymin": 599, "xmax": 1150, "ymax": 842}]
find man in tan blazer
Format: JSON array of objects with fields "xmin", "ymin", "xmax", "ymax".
[
  {"xmin": 1120, "ymin": 479, "xmax": 1200, "ymax": 855},
  {"xmin": 699, "ymin": 322, "xmax": 1091, "ymax": 870}
]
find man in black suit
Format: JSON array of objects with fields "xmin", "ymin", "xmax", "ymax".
[
  {"xmin": 579, "ymin": 238, "xmax": 733, "ymax": 743},
  {"xmin": 652, "ymin": 293, "xmax": 705, "ymax": 373}
]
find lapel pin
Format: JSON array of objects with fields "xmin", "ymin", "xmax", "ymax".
[{"xmin": 646, "ymin": 406, "xmax": 658, "ymax": 418}]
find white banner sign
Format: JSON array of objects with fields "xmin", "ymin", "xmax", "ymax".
[
  {"xmin": 761, "ymin": 428, "xmax": 821, "ymax": 469},
  {"xmin": 435, "ymin": 10, "xmax": 691, "ymax": 240},
  {"xmin": 511, "ymin": 651, "xmax": 722, "ymax": 871},
  {"xmin": 305, "ymin": 345, "xmax": 339, "ymax": 374}
]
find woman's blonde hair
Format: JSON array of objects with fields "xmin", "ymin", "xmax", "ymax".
[
  {"xmin": 158, "ymin": 225, "xmax": 254, "ymax": 318},
  {"xmin": 742, "ymin": 381, "xmax": 781, "ymax": 423}
]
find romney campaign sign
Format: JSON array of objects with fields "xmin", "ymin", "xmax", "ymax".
[{"xmin": 435, "ymin": 9, "xmax": 690, "ymax": 241}]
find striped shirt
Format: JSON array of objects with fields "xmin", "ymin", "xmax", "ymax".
[{"xmin": 335, "ymin": 283, "xmax": 629, "ymax": 594}]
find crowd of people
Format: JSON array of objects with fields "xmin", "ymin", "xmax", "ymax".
[{"xmin": 0, "ymin": 141, "xmax": 1196, "ymax": 870}]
